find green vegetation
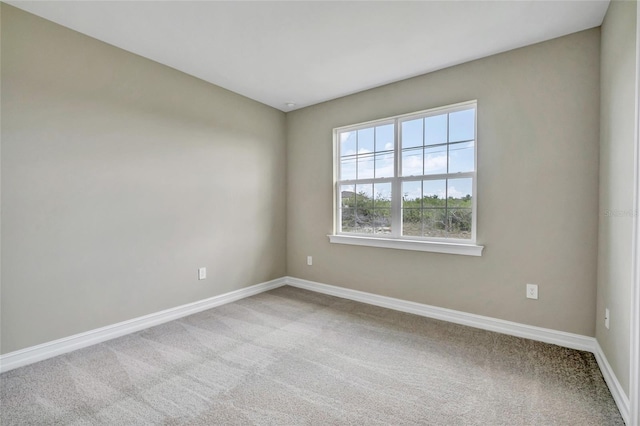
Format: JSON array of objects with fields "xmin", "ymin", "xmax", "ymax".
[
  {"xmin": 341, "ymin": 190, "xmax": 391, "ymax": 234},
  {"xmin": 341, "ymin": 190, "xmax": 472, "ymax": 239}
]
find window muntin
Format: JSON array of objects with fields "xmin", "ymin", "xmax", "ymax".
[{"xmin": 335, "ymin": 101, "xmax": 477, "ymax": 243}]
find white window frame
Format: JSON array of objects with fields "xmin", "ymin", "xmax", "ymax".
[{"xmin": 329, "ymin": 100, "xmax": 484, "ymax": 256}]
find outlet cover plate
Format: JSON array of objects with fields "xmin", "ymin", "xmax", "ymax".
[{"xmin": 526, "ymin": 283, "xmax": 538, "ymax": 300}]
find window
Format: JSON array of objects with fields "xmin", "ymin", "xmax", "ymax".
[{"xmin": 330, "ymin": 101, "xmax": 483, "ymax": 256}]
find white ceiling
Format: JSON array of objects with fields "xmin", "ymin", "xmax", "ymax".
[{"xmin": 7, "ymin": 1, "xmax": 610, "ymax": 111}]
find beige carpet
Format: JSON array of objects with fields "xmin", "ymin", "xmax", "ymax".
[{"xmin": 0, "ymin": 286, "xmax": 624, "ymax": 425}]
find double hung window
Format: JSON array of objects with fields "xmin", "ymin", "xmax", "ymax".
[{"xmin": 331, "ymin": 101, "xmax": 482, "ymax": 256}]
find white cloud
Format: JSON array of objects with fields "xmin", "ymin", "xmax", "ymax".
[
  {"xmin": 340, "ymin": 132, "xmax": 353, "ymax": 144},
  {"xmin": 424, "ymin": 154, "xmax": 447, "ymax": 172},
  {"xmin": 402, "ymin": 154, "xmax": 447, "ymax": 175},
  {"xmin": 403, "ymin": 154, "xmax": 422, "ymax": 176},
  {"xmin": 374, "ymin": 156, "xmax": 394, "ymax": 178},
  {"xmin": 446, "ymin": 186, "xmax": 471, "ymax": 199}
]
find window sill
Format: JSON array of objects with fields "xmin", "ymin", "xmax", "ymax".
[{"xmin": 328, "ymin": 234, "xmax": 484, "ymax": 256}]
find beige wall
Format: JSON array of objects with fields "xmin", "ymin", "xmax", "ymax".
[
  {"xmin": 0, "ymin": 3, "xmax": 616, "ymax": 365},
  {"xmin": 0, "ymin": 5, "xmax": 287, "ymax": 354},
  {"xmin": 287, "ymin": 29, "xmax": 601, "ymax": 337},
  {"xmin": 596, "ymin": 0, "xmax": 637, "ymax": 398}
]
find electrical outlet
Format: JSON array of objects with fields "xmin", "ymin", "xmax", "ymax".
[
  {"xmin": 198, "ymin": 267, "xmax": 206, "ymax": 280},
  {"xmin": 526, "ymin": 283, "xmax": 538, "ymax": 300},
  {"xmin": 307, "ymin": 256, "xmax": 313, "ymax": 266},
  {"xmin": 605, "ymin": 308, "xmax": 610, "ymax": 329}
]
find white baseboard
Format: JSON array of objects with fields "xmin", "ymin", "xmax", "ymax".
[
  {"xmin": 0, "ymin": 277, "xmax": 287, "ymax": 373},
  {"xmin": 285, "ymin": 276, "xmax": 596, "ymax": 352},
  {"xmin": 594, "ymin": 341, "xmax": 631, "ymax": 425}
]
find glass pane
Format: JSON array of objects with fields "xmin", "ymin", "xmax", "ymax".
[
  {"xmin": 374, "ymin": 151, "xmax": 394, "ymax": 178},
  {"xmin": 448, "ymin": 141, "xmax": 474, "ymax": 174},
  {"xmin": 341, "ymin": 207, "xmax": 355, "ymax": 232},
  {"xmin": 355, "ymin": 207, "xmax": 373, "ymax": 233},
  {"xmin": 401, "ymin": 148, "xmax": 422, "ymax": 176},
  {"xmin": 340, "ymin": 184, "xmax": 355, "ymax": 209},
  {"xmin": 423, "ymin": 209, "xmax": 447, "ymax": 238},
  {"xmin": 340, "ymin": 156, "xmax": 356, "ymax": 180},
  {"xmin": 375, "ymin": 124, "xmax": 394, "ymax": 152},
  {"xmin": 355, "ymin": 184, "xmax": 373, "ymax": 208},
  {"xmin": 355, "ymin": 184, "xmax": 373, "ymax": 234},
  {"xmin": 373, "ymin": 208, "xmax": 391, "ymax": 234},
  {"xmin": 446, "ymin": 209, "xmax": 472, "ymax": 239},
  {"xmin": 449, "ymin": 109, "xmax": 475, "ymax": 142},
  {"xmin": 402, "ymin": 208, "xmax": 422, "ymax": 236},
  {"xmin": 425, "ymin": 114, "xmax": 447, "ymax": 146},
  {"xmin": 402, "ymin": 181, "xmax": 422, "ymax": 207},
  {"xmin": 447, "ymin": 178, "xmax": 472, "ymax": 207},
  {"xmin": 341, "ymin": 184, "xmax": 356, "ymax": 232},
  {"xmin": 423, "ymin": 180, "xmax": 446, "ymax": 207},
  {"xmin": 357, "ymin": 152, "xmax": 374, "ymax": 179},
  {"xmin": 357, "ymin": 127, "xmax": 374, "ymax": 153},
  {"xmin": 373, "ymin": 182, "xmax": 392, "ymax": 208},
  {"xmin": 340, "ymin": 131, "xmax": 357, "ymax": 156},
  {"xmin": 401, "ymin": 119, "xmax": 423, "ymax": 149},
  {"xmin": 424, "ymin": 145, "xmax": 448, "ymax": 175}
]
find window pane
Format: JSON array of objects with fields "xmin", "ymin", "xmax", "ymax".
[
  {"xmin": 423, "ymin": 209, "xmax": 447, "ymax": 237},
  {"xmin": 355, "ymin": 184, "xmax": 373, "ymax": 202},
  {"xmin": 373, "ymin": 208, "xmax": 391, "ymax": 234},
  {"xmin": 423, "ymin": 180, "xmax": 446, "ymax": 207},
  {"xmin": 402, "ymin": 179, "xmax": 422, "ymax": 235},
  {"xmin": 340, "ymin": 156, "xmax": 356, "ymax": 180},
  {"xmin": 447, "ymin": 178, "xmax": 472, "ymax": 207},
  {"xmin": 374, "ymin": 182, "xmax": 392, "ymax": 207},
  {"xmin": 449, "ymin": 109, "xmax": 475, "ymax": 142},
  {"xmin": 447, "ymin": 209, "xmax": 472, "ymax": 239},
  {"xmin": 425, "ymin": 114, "xmax": 447, "ymax": 146},
  {"xmin": 341, "ymin": 207, "xmax": 355, "ymax": 232},
  {"xmin": 357, "ymin": 127, "xmax": 375, "ymax": 153},
  {"xmin": 341, "ymin": 184, "xmax": 355, "ymax": 208},
  {"xmin": 357, "ymin": 152, "xmax": 374, "ymax": 179},
  {"xmin": 448, "ymin": 141, "xmax": 474, "ymax": 174},
  {"xmin": 401, "ymin": 119, "xmax": 423, "ymax": 148},
  {"xmin": 403, "ymin": 209, "xmax": 422, "ymax": 236},
  {"xmin": 373, "ymin": 182, "xmax": 392, "ymax": 234},
  {"xmin": 340, "ymin": 131, "xmax": 357, "ymax": 156},
  {"xmin": 355, "ymin": 207, "xmax": 372, "ymax": 233},
  {"xmin": 402, "ymin": 180, "xmax": 422, "ymax": 206},
  {"xmin": 424, "ymin": 145, "xmax": 448, "ymax": 175},
  {"xmin": 374, "ymin": 151, "xmax": 394, "ymax": 178},
  {"xmin": 354, "ymin": 184, "xmax": 373, "ymax": 234},
  {"xmin": 375, "ymin": 124, "xmax": 394, "ymax": 152},
  {"xmin": 340, "ymin": 185, "xmax": 356, "ymax": 232},
  {"xmin": 402, "ymin": 148, "xmax": 422, "ymax": 176}
]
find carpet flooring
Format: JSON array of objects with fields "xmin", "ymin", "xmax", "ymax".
[{"xmin": 0, "ymin": 286, "xmax": 624, "ymax": 425}]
